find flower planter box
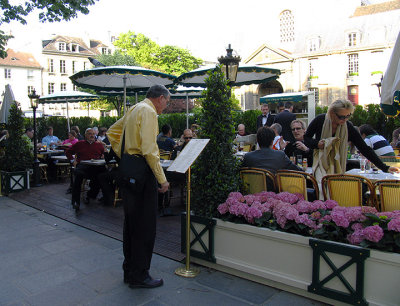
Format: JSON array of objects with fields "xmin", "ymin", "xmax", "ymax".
[
  {"xmin": 0, "ymin": 170, "xmax": 30, "ymax": 196},
  {"xmin": 184, "ymin": 217, "xmax": 400, "ymax": 306}
]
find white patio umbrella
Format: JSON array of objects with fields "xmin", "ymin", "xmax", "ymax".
[
  {"xmin": 39, "ymin": 91, "xmax": 98, "ymax": 131},
  {"xmin": 176, "ymin": 64, "xmax": 281, "ymax": 88},
  {"xmin": 70, "ymin": 66, "xmax": 177, "ymax": 114},
  {"xmin": 380, "ymin": 31, "xmax": 400, "ymax": 117},
  {"xmin": 0, "ymin": 84, "xmax": 16, "ymax": 124},
  {"xmin": 170, "ymin": 86, "xmax": 204, "ymax": 129}
]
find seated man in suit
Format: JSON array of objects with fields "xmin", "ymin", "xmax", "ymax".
[
  {"xmin": 242, "ymin": 126, "xmax": 301, "ymax": 174},
  {"xmin": 274, "ymin": 101, "xmax": 296, "ymax": 142},
  {"xmin": 66, "ymin": 128, "xmax": 107, "ymax": 211},
  {"xmin": 237, "ymin": 124, "xmax": 248, "ymax": 137},
  {"xmin": 256, "ymin": 104, "xmax": 275, "ymax": 130}
]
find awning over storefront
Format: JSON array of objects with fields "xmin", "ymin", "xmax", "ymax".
[{"xmin": 260, "ymin": 91, "xmax": 313, "ymax": 104}]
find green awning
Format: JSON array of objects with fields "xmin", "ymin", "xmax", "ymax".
[{"xmin": 260, "ymin": 91, "xmax": 312, "ymax": 104}]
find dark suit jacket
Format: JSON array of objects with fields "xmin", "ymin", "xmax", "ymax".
[
  {"xmin": 256, "ymin": 113, "xmax": 275, "ymax": 130},
  {"xmin": 242, "ymin": 147, "xmax": 302, "ymax": 174},
  {"xmin": 274, "ymin": 110, "xmax": 296, "ymax": 142}
]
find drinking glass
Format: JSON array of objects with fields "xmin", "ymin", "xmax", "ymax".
[{"xmin": 360, "ymin": 158, "xmax": 366, "ymax": 173}]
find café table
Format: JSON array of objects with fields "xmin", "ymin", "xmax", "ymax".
[
  {"xmin": 345, "ymin": 168, "xmax": 400, "ymax": 182},
  {"xmin": 80, "ymin": 159, "xmax": 107, "ymax": 166},
  {"xmin": 37, "ymin": 149, "xmax": 65, "ymax": 156},
  {"xmin": 50, "ymin": 155, "xmax": 68, "ymax": 161},
  {"xmin": 160, "ymin": 159, "xmax": 173, "ymax": 169}
]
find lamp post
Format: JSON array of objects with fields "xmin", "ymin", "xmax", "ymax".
[
  {"xmin": 28, "ymin": 89, "xmax": 41, "ymax": 187},
  {"xmin": 218, "ymin": 44, "xmax": 241, "ymax": 89}
]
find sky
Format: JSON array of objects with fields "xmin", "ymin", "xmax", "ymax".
[
  {"xmin": 4, "ymin": 0, "xmax": 284, "ymax": 61},
  {"xmin": 4, "ymin": 0, "xmax": 387, "ymax": 62}
]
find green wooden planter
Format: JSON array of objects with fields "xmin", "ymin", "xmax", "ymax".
[{"xmin": 0, "ymin": 170, "xmax": 30, "ymax": 196}]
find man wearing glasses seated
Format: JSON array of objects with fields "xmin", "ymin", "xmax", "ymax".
[
  {"xmin": 284, "ymin": 120, "xmax": 313, "ymax": 166},
  {"xmin": 172, "ymin": 129, "xmax": 193, "ymax": 159},
  {"xmin": 66, "ymin": 128, "xmax": 107, "ymax": 211}
]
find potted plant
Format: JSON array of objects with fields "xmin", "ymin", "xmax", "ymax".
[{"xmin": 0, "ymin": 104, "xmax": 33, "ymax": 195}]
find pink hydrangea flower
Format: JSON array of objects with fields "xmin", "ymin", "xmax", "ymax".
[
  {"xmin": 217, "ymin": 203, "xmax": 229, "ymax": 215},
  {"xmin": 275, "ymin": 192, "xmax": 303, "ymax": 204},
  {"xmin": 331, "ymin": 208, "xmax": 350, "ymax": 228},
  {"xmin": 295, "ymin": 200, "xmax": 314, "ymax": 213},
  {"xmin": 245, "ymin": 206, "xmax": 262, "ymax": 224},
  {"xmin": 363, "ymin": 225, "xmax": 384, "ymax": 243},
  {"xmin": 324, "ymin": 199, "xmax": 338, "ymax": 209},
  {"xmin": 347, "ymin": 229, "xmax": 365, "ymax": 245},
  {"xmin": 295, "ymin": 214, "xmax": 317, "ymax": 229},
  {"xmin": 388, "ymin": 218, "xmax": 400, "ymax": 232}
]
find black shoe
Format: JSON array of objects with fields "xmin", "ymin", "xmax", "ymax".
[
  {"xmin": 71, "ymin": 200, "xmax": 80, "ymax": 212},
  {"xmin": 129, "ymin": 276, "xmax": 163, "ymax": 289},
  {"xmin": 124, "ymin": 272, "xmax": 129, "ymax": 284}
]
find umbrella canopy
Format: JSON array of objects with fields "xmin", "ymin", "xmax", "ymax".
[
  {"xmin": 0, "ymin": 84, "xmax": 16, "ymax": 124},
  {"xmin": 39, "ymin": 91, "xmax": 98, "ymax": 131},
  {"xmin": 170, "ymin": 86, "xmax": 204, "ymax": 129},
  {"xmin": 381, "ymin": 31, "xmax": 400, "ymax": 117},
  {"xmin": 176, "ymin": 65, "xmax": 281, "ymax": 88},
  {"xmin": 69, "ymin": 66, "xmax": 177, "ymax": 113}
]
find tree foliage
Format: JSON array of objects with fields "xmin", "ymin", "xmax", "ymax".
[
  {"xmin": 113, "ymin": 31, "xmax": 202, "ymax": 76},
  {"xmin": 0, "ymin": 0, "xmax": 98, "ymax": 58},
  {"xmin": 0, "ymin": 104, "xmax": 33, "ymax": 171},
  {"xmin": 191, "ymin": 66, "xmax": 242, "ymax": 218}
]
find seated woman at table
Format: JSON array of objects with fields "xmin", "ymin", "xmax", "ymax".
[
  {"xmin": 66, "ymin": 128, "xmax": 107, "ymax": 212},
  {"xmin": 62, "ymin": 130, "xmax": 78, "ymax": 147},
  {"xmin": 304, "ymin": 99, "xmax": 399, "ymax": 182}
]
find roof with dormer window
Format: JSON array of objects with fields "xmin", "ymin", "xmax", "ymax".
[{"xmin": 0, "ymin": 49, "xmax": 41, "ymax": 68}]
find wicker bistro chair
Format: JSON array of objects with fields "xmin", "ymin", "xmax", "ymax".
[
  {"xmin": 373, "ymin": 180, "xmax": 400, "ymax": 212},
  {"xmin": 160, "ymin": 150, "xmax": 172, "ymax": 160},
  {"xmin": 275, "ymin": 170, "xmax": 319, "ymax": 201},
  {"xmin": 239, "ymin": 167, "xmax": 275, "ymax": 194},
  {"xmin": 321, "ymin": 174, "xmax": 375, "ymax": 208},
  {"xmin": 379, "ymin": 156, "xmax": 400, "ymax": 168}
]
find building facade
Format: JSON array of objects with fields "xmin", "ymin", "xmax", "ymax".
[
  {"xmin": 237, "ymin": 0, "xmax": 400, "ymax": 110},
  {"xmin": 0, "ymin": 49, "xmax": 42, "ymax": 112}
]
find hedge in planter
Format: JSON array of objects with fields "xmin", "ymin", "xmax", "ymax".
[
  {"xmin": 191, "ymin": 66, "xmax": 241, "ymax": 218},
  {"xmin": 0, "ymin": 104, "xmax": 33, "ymax": 195}
]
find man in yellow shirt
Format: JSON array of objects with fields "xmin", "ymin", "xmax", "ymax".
[{"xmin": 107, "ymin": 85, "xmax": 170, "ymax": 289}]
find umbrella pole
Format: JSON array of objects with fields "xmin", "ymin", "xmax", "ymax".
[
  {"xmin": 88, "ymin": 102, "xmax": 90, "ymax": 117},
  {"xmin": 123, "ymin": 75, "xmax": 127, "ymax": 115},
  {"xmin": 66, "ymin": 100, "xmax": 70, "ymax": 132},
  {"xmin": 186, "ymin": 93, "xmax": 189, "ymax": 129},
  {"xmin": 135, "ymin": 92, "xmax": 138, "ymax": 104}
]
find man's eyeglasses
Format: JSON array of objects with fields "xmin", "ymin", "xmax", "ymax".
[
  {"xmin": 335, "ymin": 113, "xmax": 352, "ymax": 120},
  {"xmin": 184, "ymin": 137, "xmax": 192, "ymax": 140},
  {"xmin": 291, "ymin": 127, "xmax": 303, "ymax": 131}
]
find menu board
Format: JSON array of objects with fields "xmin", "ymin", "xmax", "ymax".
[{"xmin": 167, "ymin": 139, "xmax": 210, "ymax": 173}]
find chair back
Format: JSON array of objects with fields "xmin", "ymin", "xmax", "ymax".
[
  {"xmin": 321, "ymin": 174, "xmax": 374, "ymax": 207},
  {"xmin": 374, "ymin": 180, "xmax": 400, "ymax": 212},
  {"xmin": 275, "ymin": 170, "xmax": 319, "ymax": 201},
  {"xmin": 380, "ymin": 156, "xmax": 400, "ymax": 168},
  {"xmin": 240, "ymin": 167, "xmax": 275, "ymax": 194},
  {"xmin": 242, "ymin": 144, "xmax": 252, "ymax": 152},
  {"xmin": 160, "ymin": 150, "xmax": 171, "ymax": 160}
]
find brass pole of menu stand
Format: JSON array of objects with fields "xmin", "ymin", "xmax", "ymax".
[{"xmin": 175, "ymin": 166, "xmax": 200, "ymax": 277}]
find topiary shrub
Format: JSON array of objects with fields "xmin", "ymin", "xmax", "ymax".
[
  {"xmin": 0, "ymin": 104, "xmax": 33, "ymax": 172},
  {"xmin": 191, "ymin": 66, "xmax": 242, "ymax": 218}
]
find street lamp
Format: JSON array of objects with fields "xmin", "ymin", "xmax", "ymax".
[
  {"xmin": 28, "ymin": 89, "xmax": 41, "ymax": 187},
  {"xmin": 218, "ymin": 44, "xmax": 241, "ymax": 84}
]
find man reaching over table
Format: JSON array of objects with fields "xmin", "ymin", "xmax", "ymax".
[{"xmin": 66, "ymin": 128, "xmax": 106, "ymax": 211}]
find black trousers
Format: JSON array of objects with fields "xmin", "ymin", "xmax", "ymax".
[
  {"xmin": 71, "ymin": 164, "xmax": 106, "ymax": 204},
  {"xmin": 122, "ymin": 171, "xmax": 157, "ymax": 282}
]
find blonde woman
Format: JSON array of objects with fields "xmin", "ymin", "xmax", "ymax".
[{"xmin": 305, "ymin": 99, "xmax": 399, "ymax": 178}]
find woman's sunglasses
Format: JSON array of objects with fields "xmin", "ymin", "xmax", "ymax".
[{"xmin": 335, "ymin": 113, "xmax": 352, "ymax": 120}]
